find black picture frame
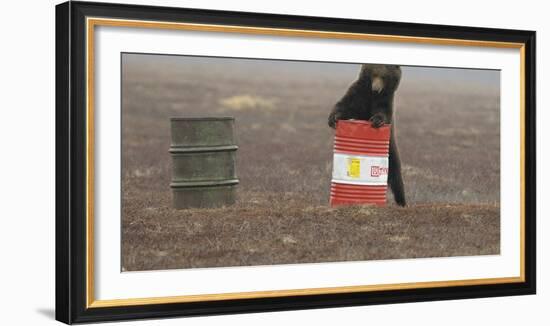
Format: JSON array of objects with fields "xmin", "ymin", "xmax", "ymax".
[{"xmin": 56, "ymin": 1, "xmax": 536, "ymax": 324}]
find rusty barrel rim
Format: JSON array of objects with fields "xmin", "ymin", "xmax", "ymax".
[
  {"xmin": 169, "ymin": 145, "xmax": 238, "ymax": 154},
  {"xmin": 170, "ymin": 179, "xmax": 240, "ymax": 189}
]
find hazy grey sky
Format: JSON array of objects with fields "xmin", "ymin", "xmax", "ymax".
[{"xmin": 124, "ymin": 53, "xmax": 499, "ymax": 88}]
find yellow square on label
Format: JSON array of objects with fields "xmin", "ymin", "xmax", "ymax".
[{"xmin": 347, "ymin": 158, "xmax": 361, "ymax": 178}]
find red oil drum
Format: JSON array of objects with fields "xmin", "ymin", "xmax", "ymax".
[{"xmin": 330, "ymin": 120, "xmax": 391, "ymax": 207}]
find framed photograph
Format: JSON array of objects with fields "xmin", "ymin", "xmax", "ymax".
[{"xmin": 56, "ymin": 1, "xmax": 536, "ymax": 324}]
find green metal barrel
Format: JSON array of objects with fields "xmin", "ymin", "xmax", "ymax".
[{"xmin": 169, "ymin": 117, "xmax": 238, "ymax": 209}]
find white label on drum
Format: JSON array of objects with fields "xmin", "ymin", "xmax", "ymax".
[{"xmin": 332, "ymin": 153, "xmax": 389, "ymax": 185}]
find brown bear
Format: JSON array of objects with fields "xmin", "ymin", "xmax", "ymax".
[{"xmin": 328, "ymin": 64, "xmax": 406, "ymax": 206}]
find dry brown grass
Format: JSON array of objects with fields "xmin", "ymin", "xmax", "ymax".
[
  {"xmin": 122, "ymin": 201, "xmax": 499, "ymax": 270},
  {"xmin": 121, "ymin": 55, "xmax": 500, "ymax": 271}
]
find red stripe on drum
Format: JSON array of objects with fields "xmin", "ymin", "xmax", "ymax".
[
  {"xmin": 333, "ymin": 149, "xmax": 389, "ymax": 156},
  {"xmin": 334, "ymin": 136, "xmax": 390, "ymax": 146}
]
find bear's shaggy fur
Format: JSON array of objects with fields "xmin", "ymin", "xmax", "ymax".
[{"xmin": 328, "ymin": 64, "xmax": 406, "ymax": 206}]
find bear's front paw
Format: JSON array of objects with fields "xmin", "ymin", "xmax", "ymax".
[
  {"xmin": 328, "ymin": 111, "xmax": 343, "ymax": 129},
  {"xmin": 369, "ymin": 114, "xmax": 385, "ymax": 128}
]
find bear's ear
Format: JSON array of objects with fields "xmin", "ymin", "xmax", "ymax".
[
  {"xmin": 388, "ymin": 65, "xmax": 402, "ymax": 91},
  {"xmin": 358, "ymin": 64, "xmax": 373, "ymax": 93},
  {"xmin": 393, "ymin": 65, "xmax": 402, "ymax": 82},
  {"xmin": 359, "ymin": 64, "xmax": 372, "ymax": 78}
]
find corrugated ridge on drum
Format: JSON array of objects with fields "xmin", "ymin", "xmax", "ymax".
[
  {"xmin": 330, "ymin": 184, "xmax": 387, "ymax": 199},
  {"xmin": 333, "ymin": 149, "xmax": 389, "ymax": 156},
  {"xmin": 334, "ymin": 135, "xmax": 390, "ymax": 145},
  {"xmin": 334, "ymin": 146, "xmax": 389, "ymax": 153},
  {"xmin": 330, "ymin": 185, "xmax": 387, "ymax": 192},
  {"xmin": 334, "ymin": 141, "xmax": 388, "ymax": 149},
  {"xmin": 331, "ymin": 183, "xmax": 387, "ymax": 189},
  {"xmin": 330, "ymin": 191, "xmax": 387, "ymax": 197}
]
